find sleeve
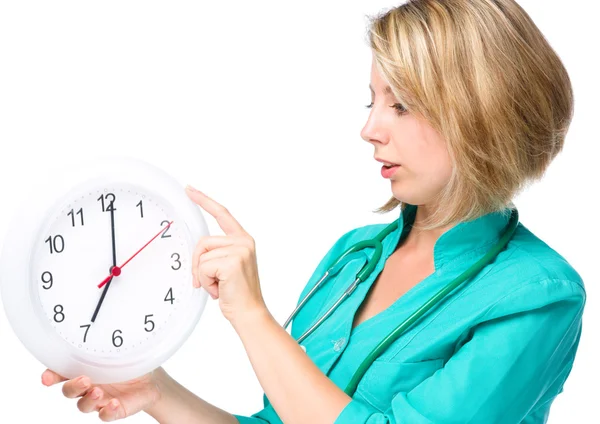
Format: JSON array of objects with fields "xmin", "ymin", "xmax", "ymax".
[
  {"xmin": 334, "ymin": 279, "xmax": 586, "ymax": 424},
  {"xmin": 233, "ymin": 226, "xmax": 365, "ymax": 423},
  {"xmin": 233, "ymin": 416, "xmax": 269, "ymax": 424},
  {"xmin": 232, "ymin": 393, "xmax": 271, "ymax": 423},
  {"xmin": 233, "ymin": 414, "xmax": 270, "ymax": 424}
]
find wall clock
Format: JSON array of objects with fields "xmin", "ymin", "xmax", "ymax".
[{"xmin": 0, "ymin": 156, "xmax": 209, "ymax": 383}]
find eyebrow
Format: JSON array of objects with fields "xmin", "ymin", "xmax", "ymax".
[{"xmin": 369, "ymin": 84, "xmax": 393, "ymax": 95}]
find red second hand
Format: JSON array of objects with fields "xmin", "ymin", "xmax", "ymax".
[{"xmin": 98, "ymin": 220, "xmax": 174, "ymax": 289}]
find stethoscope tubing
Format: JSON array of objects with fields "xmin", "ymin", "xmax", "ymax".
[
  {"xmin": 343, "ymin": 208, "xmax": 519, "ymax": 396},
  {"xmin": 283, "ymin": 221, "xmax": 398, "ymax": 341},
  {"xmin": 284, "ymin": 208, "xmax": 519, "ymax": 398}
]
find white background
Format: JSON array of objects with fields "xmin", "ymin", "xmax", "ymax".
[{"xmin": 0, "ymin": 1, "xmax": 598, "ymax": 422}]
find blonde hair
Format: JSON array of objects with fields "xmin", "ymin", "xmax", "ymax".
[{"xmin": 368, "ymin": 0, "xmax": 574, "ymax": 231}]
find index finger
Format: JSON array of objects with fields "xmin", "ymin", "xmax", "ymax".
[{"xmin": 185, "ymin": 186, "xmax": 247, "ymax": 236}]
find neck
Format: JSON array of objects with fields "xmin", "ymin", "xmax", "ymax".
[{"xmin": 401, "ymin": 204, "xmax": 454, "ymax": 253}]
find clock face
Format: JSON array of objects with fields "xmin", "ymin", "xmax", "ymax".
[{"xmin": 29, "ymin": 181, "xmax": 195, "ymax": 359}]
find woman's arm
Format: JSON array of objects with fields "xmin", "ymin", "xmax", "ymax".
[
  {"xmin": 181, "ymin": 187, "xmax": 354, "ymax": 424},
  {"xmin": 231, "ymin": 308, "xmax": 353, "ymax": 424},
  {"xmin": 144, "ymin": 367, "xmax": 239, "ymax": 424}
]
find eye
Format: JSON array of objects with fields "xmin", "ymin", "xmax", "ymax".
[
  {"xmin": 391, "ymin": 103, "xmax": 408, "ymax": 115},
  {"xmin": 364, "ymin": 102, "xmax": 408, "ymax": 116}
]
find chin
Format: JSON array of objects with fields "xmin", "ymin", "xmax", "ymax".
[{"xmin": 390, "ymin": 185, "xmax": 430, "ymax": 206}]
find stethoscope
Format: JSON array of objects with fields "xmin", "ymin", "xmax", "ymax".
[{"xmin": 283, "ymin": 208, "xmax": 519, "ymax": 397}]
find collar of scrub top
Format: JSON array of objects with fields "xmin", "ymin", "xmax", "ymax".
[
  {"xmin": 391, "ymin": 201, "xmax": 517, "ymax": 272},
  {"xmin": 294, "ymin": 202, "xmax": 517, "ymax": 355}
]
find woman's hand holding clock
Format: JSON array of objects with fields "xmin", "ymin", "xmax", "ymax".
[{"xmin": 41, "ymin": 366, "xmax": 166, "ymax": 421}]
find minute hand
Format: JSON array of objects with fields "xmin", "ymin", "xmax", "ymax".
[
  {"xmin": 91, "ymin": 202, "xmax": 118, "ymax": 323},
  {"xmin": 97, "ymin": 220, "xmax": 174, "ymax": 289}
]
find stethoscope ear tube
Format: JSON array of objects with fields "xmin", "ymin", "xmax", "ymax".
[
  {"xmin": 343, "ymin": 208, "xmax": 519, "ymax": 397},
  {"xmin": 283, "ymin": 245, "xmax": 380, "ymax": 336},
  {"xmin": 288, "ymin": 224, "xmax": 399, "ymax": 342},
  {"xmin": 292, "ymin": 241, "xmax": 386, "ymax": 343},
  {"xmin": 283, "ymin": 271, "xmax": 330, "ymax": 331},
  {"xmin": 295, "ymin": 276, "xmax": 361, "ymax": 344}
]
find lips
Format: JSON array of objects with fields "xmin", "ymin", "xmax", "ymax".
[
  {"xmin": 381, "ymin": 164, "xmax": 400, "ymax": 178},
  {"xmin": 375, "ymin": 158, "xmax": 400, "ymax": 167}
]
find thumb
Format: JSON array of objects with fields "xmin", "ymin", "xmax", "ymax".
[{"xmin": 206, "ymin": 283, "xmax": 219, "ymax": 299}]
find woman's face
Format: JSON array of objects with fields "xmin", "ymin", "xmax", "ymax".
[{"xmin": 361, "ymin": 57, "xmax": 453, "ymax": 207}]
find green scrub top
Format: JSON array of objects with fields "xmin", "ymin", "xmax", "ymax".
[{"xmin": 234, "ymin": 203, "xmax": 586, "ymax": 423}]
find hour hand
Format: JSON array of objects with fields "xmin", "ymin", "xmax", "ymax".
[{"xmin": 91, "ymin": 275, "xmax": 112, "ymax": 323}]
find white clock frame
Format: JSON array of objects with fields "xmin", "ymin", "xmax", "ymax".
[{"xmin": 0, "ymin": 155, "xmax": 209, "ymax": 384}]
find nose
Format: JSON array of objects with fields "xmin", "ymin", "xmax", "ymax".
[{"xmin": 360, "ymin": 114, "xmax": 389, "ymax": 146}]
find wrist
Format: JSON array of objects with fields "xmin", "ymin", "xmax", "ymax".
[
  {"xmin": 231, "ymin": 304, "xmax": 274, "ymax": 336},
  {"xmin": 144, "ymin": 367, "xmax": 178, "ymax": 420}
]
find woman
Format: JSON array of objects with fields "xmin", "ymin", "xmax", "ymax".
[{"xmin": 41, "ymin": 0, "xmax": 586, "ymax": 422}]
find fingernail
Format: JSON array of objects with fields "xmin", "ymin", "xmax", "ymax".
[
  {"xmin": 91, "ymin": 388, "xmax": 100, "ymax": 399},
  {"xmin": 80, "ymin": 377, "xmax": 90, "ymax": 389},
  {"xmin": 110, "ymin": 399, "xmax": 119, "ymax": 410},
  {"xmin": 210, "ymin": 293, "xmax": 217, "ymax": 299},
  {"xmin": 186, "ymin": 184, "xmax": 198, "ymax": 193}
]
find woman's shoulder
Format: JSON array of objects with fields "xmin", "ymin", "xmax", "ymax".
[
  {"xmin": 501, "ymin": 222, "xmax": 585, "ymax": 291},
  {"xmin": 470, "ymin": 221, "xmax": 587, "ymax": 322}
]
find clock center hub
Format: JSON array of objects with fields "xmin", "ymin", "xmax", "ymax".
[{"xmin": 110, "ymin": 266, "xmax": 122, "ymax": 277}]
